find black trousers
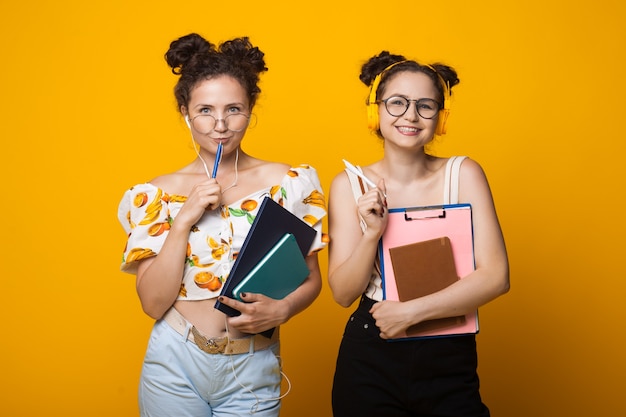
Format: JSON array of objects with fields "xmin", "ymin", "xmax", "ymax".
[{"xmin": 332, "ymin": 296, "xmax": 490, "ymax": 417}]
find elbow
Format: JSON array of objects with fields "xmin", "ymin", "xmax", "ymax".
[
  {"xmin": 497, "ymin": 281, "xmax": 510, "ymax": 298},
  {"xmin": 496, "ymin": 268, "xmax": 511, "ymax": 296},
  {"xmin": 139, "ymin": 298, "xmax": 169, "ymax": 320},
  {"xmin": 336, "ymin": 298, "xmax": 354, "ymax": 309},
  {"xmin": 141, "ymin": 304, "xmax": 164, "ymax": 321},
  {"xmin": 310, "ymin": 275, "xmax": 323, "ymax": 300},
  {"xmin": 331, "ymin": 289, "xmax": 358, "ymax": 308},
  {"xmin": 328, "ymin": 270, "xmax": 363, "ymax": 308},
  {"xmin": 501, "ymin": 278, "xmax": 511, "ymax": 296}
]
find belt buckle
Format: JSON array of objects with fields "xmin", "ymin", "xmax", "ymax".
[
  {"xmin": 202, "ymin": 337, "xmax": 227, "ymax": 354},
  {"xmin": 191, "ymin": 327, "xmax": 228, "ymax": 354}
]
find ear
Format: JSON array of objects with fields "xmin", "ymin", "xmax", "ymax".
[{"xmin": 181, "ymin": 107, "xmax": 190, "ymax": 128}]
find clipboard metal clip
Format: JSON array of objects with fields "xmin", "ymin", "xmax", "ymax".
[{"xmin": 404, "ymin": 208, "xmax": 446, "ymax": 221}]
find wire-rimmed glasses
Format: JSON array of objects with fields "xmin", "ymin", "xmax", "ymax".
[{"xmin": 189, "ymin": 113, "xmax": 251, "ymax": 134}]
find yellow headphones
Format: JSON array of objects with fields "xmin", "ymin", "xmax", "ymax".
[
  {"xmin": 366, "ymin": 62, "xmax": 451, "ymax": 135},
  {"xmin": 366, "ymin": 61, "xmax": 406, "ymax": 131}
]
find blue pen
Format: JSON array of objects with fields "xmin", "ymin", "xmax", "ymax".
[{"xmin": 211, "ymin": 142, "xmax": 223, "ymax": 178}]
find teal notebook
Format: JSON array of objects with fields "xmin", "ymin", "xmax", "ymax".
[{"xmin": 232, "ymin": 233, "xmax": 310, "ymax": 301}]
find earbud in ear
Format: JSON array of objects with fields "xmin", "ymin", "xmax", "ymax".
[{"xmin": 184, "ymin": 116, "xmax": 191, "ymax": 129}]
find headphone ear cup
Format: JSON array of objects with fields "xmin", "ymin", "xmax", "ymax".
[
  {"xmin": 367, "ymin": 102, "xmax": 380, "ymax": 131},
  {"xmin": 436, "ymin": 108, "xmax": 450, "ymax": 135}
]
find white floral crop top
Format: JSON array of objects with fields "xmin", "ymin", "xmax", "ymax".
[{"xmin": 117, "ymin": 165, "xmax": 327, "ymax": 301}]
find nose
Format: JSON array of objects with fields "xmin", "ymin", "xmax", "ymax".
[
  {"xmin": 403, "ymin": 101, "xmax": 420, "ymax": 121},
  {"xmin": 213, "ymin": 118, "xmax": 228, "ymax": 132}
]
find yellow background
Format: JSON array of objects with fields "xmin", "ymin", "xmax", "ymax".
[{"xmin": 2, "ymin": 1, "xmax": 624, "ymax": 416}]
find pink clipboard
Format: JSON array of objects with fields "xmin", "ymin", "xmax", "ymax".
[{"xmin": 378, "ymin": 204, "xmax": 479, "ymax": 339}]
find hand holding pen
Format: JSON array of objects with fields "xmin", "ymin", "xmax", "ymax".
[{"xmin": 343, "ymin": 159, "xmax": 388, "ymax": 223}]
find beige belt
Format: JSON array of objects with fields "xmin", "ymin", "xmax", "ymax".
[{"xmin": 162, "ymin": 307, "xmax": 279, "ymax": 355}]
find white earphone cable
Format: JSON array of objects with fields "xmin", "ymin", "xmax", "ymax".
[{"xmin": 224, "ymin": 317, "xmax": 291, "ymax": 414}]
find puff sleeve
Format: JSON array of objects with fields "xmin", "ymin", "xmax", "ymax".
[
  {"xmin": 117, "ymin": 183, "xmax": 173, "ymax": 274},
  {"xmin": 280, "ymin": 165, "xmax": 328, "ymax": 254}
]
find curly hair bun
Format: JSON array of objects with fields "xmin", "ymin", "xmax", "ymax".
[{"xmin": 164, "ymin": 33, "xmax": 216, "ymax": 75}]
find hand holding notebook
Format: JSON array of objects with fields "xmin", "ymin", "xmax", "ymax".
[
  {"xmin": 214, "ymin": 197, "xmax": 316, "ymax": 317},
  {"xmin": 388, "ymin": 236, "xmax": 466, "ymax": 335}
]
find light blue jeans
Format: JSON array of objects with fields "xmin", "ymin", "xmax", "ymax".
[{"xmin": 138, "ymin": 319, "xmax": 282, "ymax": 417}]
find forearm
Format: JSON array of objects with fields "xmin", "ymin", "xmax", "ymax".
[
  {"xmin": 136, "ymin": 222, "xmax": 191, "ymax": 319},
  {"xmin": 329, "ymin": 229, "xmax": 380, "ymax": 307},
  {"xmin": 407, "ymin": 263, "xmax": 510, "ymax": 325}
]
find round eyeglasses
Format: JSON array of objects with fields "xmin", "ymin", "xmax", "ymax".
[
  {"xmin": 378, "ymin": 96, "xmax": 441, "ymax": 119},
  {"xmin": 190, "ymin": 113, "xmax": 251, "ymax": 134}
]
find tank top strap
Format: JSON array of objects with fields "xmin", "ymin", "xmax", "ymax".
[
  {"xmin": 443, "ymin": 156, "xmax": 467, "ymax": 205},
  {"xmin": 345, "ymin": 167, "xmax": 368, "ymax": 232}
]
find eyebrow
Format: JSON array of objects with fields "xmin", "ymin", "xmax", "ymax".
[
  {"xmin": 384, "ymin": 94, "xmax": 438, "ymax": 100},
  {"xmin": 192, "ymin": 102, "xmax": 246, "ymax": 109}
]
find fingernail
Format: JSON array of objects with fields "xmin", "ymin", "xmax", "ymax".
[
  {"xmin": 241, "ymin": 292, "xmax": 247, "ymax": 298},
  {"xmin": 218, "ymin": 296, "xmax": 224, "ymax": 302}
]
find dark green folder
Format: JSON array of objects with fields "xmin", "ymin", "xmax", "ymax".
[{"xmin": 232, "ymin": 233, "xmax": 310, "ymax": 301}]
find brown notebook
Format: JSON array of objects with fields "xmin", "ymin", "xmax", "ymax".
[{"xmin": 388, "ymin": 236, "xmax": 466, "ymax": 335}]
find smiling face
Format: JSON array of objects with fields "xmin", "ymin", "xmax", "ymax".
[
  {"xmin": 183, "ymin": 75, "xmax": 251, "ymax": 153},
  {"xmin": 378, "ymin": 71, "xmax": 440, "ymax": 148}
]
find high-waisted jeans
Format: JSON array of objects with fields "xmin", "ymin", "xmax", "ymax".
[{"xmin": 139, "ymin": 318, "xmax": 282, "ymax": 417}]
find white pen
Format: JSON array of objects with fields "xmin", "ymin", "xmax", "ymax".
[{"xmin": 342, "ymin": 159, "xmax": 387, "ymax": 198}]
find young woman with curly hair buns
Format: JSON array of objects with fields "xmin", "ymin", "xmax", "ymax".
[{"xmin": 117, "ymin": 33, "xmax": 327, "ymax": 416}]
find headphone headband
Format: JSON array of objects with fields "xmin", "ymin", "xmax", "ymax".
[
  {"xmin": 425, "ymin": 65, "xmax": 451, "ymax": 111},
  {"xmin": 425, "ymin": 65, "xmax": 452, "ymax": 135}
]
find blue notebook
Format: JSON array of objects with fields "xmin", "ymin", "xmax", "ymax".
[{"xmin": 232, "ymin": 233, "xmax": 310, "ymax": 301}]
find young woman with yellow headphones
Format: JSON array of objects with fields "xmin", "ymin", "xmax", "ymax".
[{"xmin": 327, "ymin": 51, "xmax": 510, "ymax": 417}]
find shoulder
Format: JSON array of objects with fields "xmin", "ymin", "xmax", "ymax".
[
  {"xmin": 260, "ymin": 160, "xmax": 291, "ymax": 176},
  {"xmin": 458, "ymin": 157, "xmax": 489, "ymax": 183},
  {"xmin": 243, "ymin": 159, "xmax": 291, "ymax": 185},
  {"xmin": 456, "ymin": 157, "xmax": 495, "ymax": 204},
  {"xmin": 148, "ymin": 170, "xmax": 194, "ymax": 195},
  {"xmin": 330, "ymin": 169, "xmax": 350, "ymax": 193},
  {"xmin": 329, "ymin": 169, "xmax": 358, "ymax": 213}
]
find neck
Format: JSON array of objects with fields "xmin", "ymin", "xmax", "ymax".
[{"xmin": 379, "ymin": 148, "xmax": 431, "ymax": 178}]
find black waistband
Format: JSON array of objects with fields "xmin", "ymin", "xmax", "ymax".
[{"xmin": 358, "ymin": 295, "xmax": 377, "ymax": 311}]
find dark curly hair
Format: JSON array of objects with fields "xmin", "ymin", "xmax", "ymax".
[
  {"xmin": 164, "ymin": 33, "xmax": 268, "ymax": 112},
  {"xmin": 360, "ymin": 51, "xmax": 460, "ymax": 104}
]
